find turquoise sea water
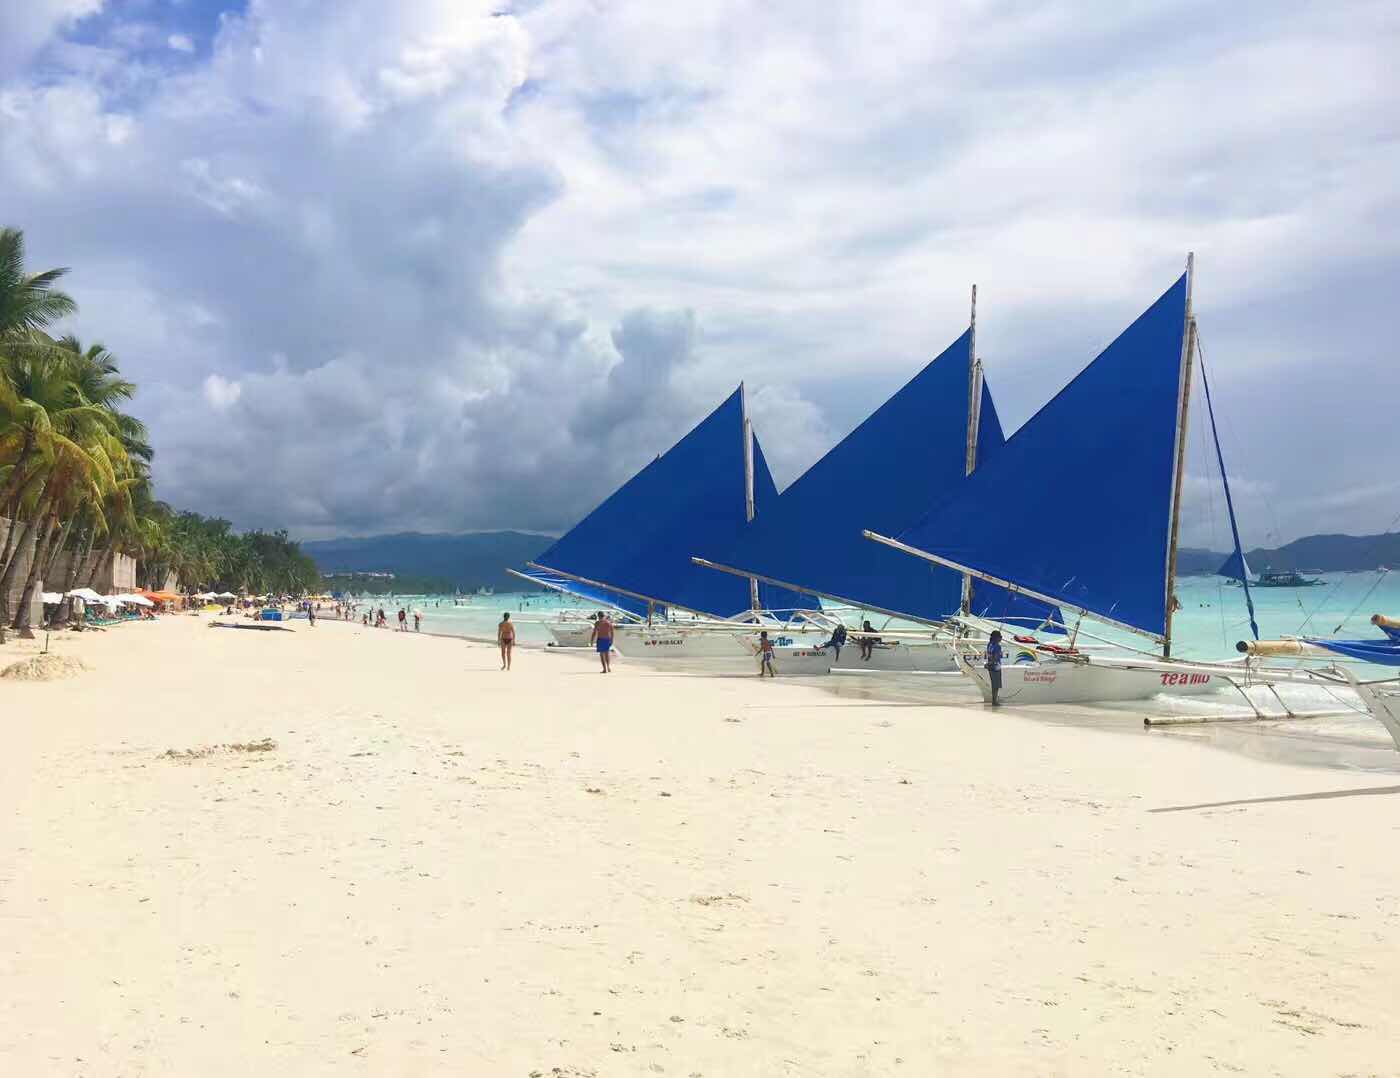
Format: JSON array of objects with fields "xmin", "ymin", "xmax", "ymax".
[{"xmin": 341, "ymin": 569, "xmax": 1400, "ymax": 666}]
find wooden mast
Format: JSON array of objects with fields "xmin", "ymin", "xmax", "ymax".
[
  {"xmin": 740, "ymin": 382, "xmax": 760, "ymax": 612},
  {"xmin": 961, "ymin": 284, "xmax": 982, "ymax": 614},
  {"xmin": 1162, "ymin": 252, "xmax": 1196, "ymax": 659}
]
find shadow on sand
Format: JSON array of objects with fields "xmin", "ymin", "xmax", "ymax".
[{"xmin": 1150, "ymin": 784, "xmax": 1400, "ymax": 813}]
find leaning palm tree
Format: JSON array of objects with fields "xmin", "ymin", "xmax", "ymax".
[{"xmin": 1, "ymin": 227, "xmax": 79, "ymax": 639}]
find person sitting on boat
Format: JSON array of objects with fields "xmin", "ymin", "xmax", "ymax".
[
  {"xmin": 821, "ymin": 623, "xmax": 848, "ymax": 659},
  {"xmin": 858, "ymin": 620, "xmax": 881, "ymax": 661},
  {"xmin": 985, "ymin": 629, "xmax": 1003, "ymax": 707}
]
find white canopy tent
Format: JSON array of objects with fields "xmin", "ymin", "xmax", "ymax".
[
  {"xmin": 41, "ymin": 591, "xmax": 63, "ymax": 604},
  {"xmin": 67, "ymin": 587, "xmax": 104, "ymax": 603},
  {"xmin": 117, "ymin": 594, "xmax": 155, "ymax": 607}
]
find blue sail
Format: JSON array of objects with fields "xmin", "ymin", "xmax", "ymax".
[
  {"xmin": 966, "ymin": 389, "xmax": 1065, "ymax": 633},
  {"xmin": 1303, "ymin": 637, "xmax": 1400, "ymax": 665},
  {"xmin": 697, "ymin": 333, "xmax": 1062, "ymax": 630},
  {"xmin": 1216, "ymin": 549, "xmax": 1251, "ymax": 582},
  {"xmin": 532, "ymin": 388, "xmax": 805, "ymax": 619},
  {"xmin": 892, "ymin": 274, "xmax": 1190, "ymax": 639}
]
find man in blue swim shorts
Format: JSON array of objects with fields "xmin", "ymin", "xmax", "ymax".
[{"xmin": 590, "ymin": 611, "xmax": 614, "ymax": 673}]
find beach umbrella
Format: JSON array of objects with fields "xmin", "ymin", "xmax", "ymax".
[
  {"xmin": 41, "ymin": 591, "xmax": 63, "ymax": 604},
  {"xmin": 118, "ymin": 594, "xmax": 154, "ymax": 607},
  {"xmin": 67, "ymin": 587, "xmax": 104, "ymax": 602}
]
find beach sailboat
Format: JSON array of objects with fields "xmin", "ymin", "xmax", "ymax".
[
  {"xmin": 509, "ymin": 386, "xmax": 833, "ymax": 672},
  {"xmin": 691, "ymin": 291, "xmax": 1062, "ymax": 672},
  {"xmin": 864, "ymin": 257, "xmax": 1276, "ymax": 704}
]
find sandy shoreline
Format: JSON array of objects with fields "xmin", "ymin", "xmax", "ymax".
[{"xmin": 3, "ymin": 615, "xmax": 1398, "ymax": 1075}]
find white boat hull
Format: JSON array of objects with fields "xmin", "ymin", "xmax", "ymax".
[
  {"xmin": 833, "ymin": 639, "xmax": 957, "ymax": 672},
  {"xmin": 761, "ymin": 646, "xmax": 835, "ymax": 676},
  {"xmin": 615, "ymin": 625, "xmax": 758, "ymax": 658},
  {"xmin": 956, "ymin": 652, "xmax": 1227, "ymax": 705},
  {"xmin": 548, "ymin": 624, "xmax": 596, "ymax": 648}
]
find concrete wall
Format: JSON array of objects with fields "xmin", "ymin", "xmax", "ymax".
[
  {"xmin": 113, "ymin": 553, "xmax": 137, "ymax": 592},
  {"xmin": 46, "ymin": 548, "xmax": 139, "ymax": 595}
]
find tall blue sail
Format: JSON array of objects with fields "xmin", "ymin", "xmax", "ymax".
[
  {"xmin": 966, "ymin": 390, "xmax": 1065, "ymax": 632},
  {"xmin": 891, "ymin": 274, "xmax": 1190, "ymax": 639},
  {"xmin": 531, "ymin": 387, "xmax": 805, "ymax": 619},
  {"xmin": 696, "ymin": 333, "xmax": 1062, "ymax": 629}
]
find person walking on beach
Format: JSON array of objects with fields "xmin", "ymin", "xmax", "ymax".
[
  {"xmin": 985, "ymin": 629, "xmax": 1004, "ymax": 707},
  {"xmin": 397, "ymin": 608, "xmax": 407, "ymax": 631},
  {"xmin": 307, "ymin": 602, "xmax": 316, "ymax": 628},
  {"xmin": 590, "ymin": 611, "xmax": 614, "ymax": 673},
  {"xmin": 413, "ymin": 610, "xmax": 421, "ymax": 632},
  {"xmin": 758, "ymin": 630, "xmax": 776, "ymax": 677},
  {"xmin": 498, "ymin": 612, "xmax": 515, "ymax": 670}
]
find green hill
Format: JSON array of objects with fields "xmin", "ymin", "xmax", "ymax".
[
  {"xmin": 1177, "ymin": 532, "xmax": 1400, "ymax": 576},
  {"xmin": 302, "ymin": 531, "xmax": 553, "ymax": 593}
]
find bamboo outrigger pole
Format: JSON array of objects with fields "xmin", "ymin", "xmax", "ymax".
[{"xmin": 1162, "ymin": 252, "xmax": 1196, "ymax": 659}]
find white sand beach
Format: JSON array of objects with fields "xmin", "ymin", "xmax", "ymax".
[{"xmin": 3, "ymin": 616, "xmax": 1398, "ymax": 1076}]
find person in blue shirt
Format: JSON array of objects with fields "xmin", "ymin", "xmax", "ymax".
[
  {"xmin": 821, "ymin": 622, "xmax": 847, "ymax": 660},
  {"xmin": 985, "ymin": 629, "xmax": 1003, "ymax": 706}
]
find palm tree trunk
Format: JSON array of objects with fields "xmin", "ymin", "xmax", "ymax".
[
  {"xmin": 0, "ymin": 504, "xmax": 20, "ymax": 577},
  {"xmin": 0, "ymin": 513, "xmax": 40, "ymax": 639},
  {"xmin": 86, "ymin": 543, "xmax": 115, "ymax": 590},
  {"xmin": 11, "ymin": 514, "xmax": 60, "ymax": 636},
  {"xmin": 50, "ymin": 524, "xmax": 97, "ymax": 624},
  {"xmin": 44, "ymin": 515, "xmax": 77, "ymax": 579},
  {"xmin": 0, "ymin": 434, "xmax": 36, "ymax": 511},
  {"xmin": 0, "ymin": 467, "xmax": 49, "ymax": 582},
  {"xmin": 71, "ymin": 529, "xmax": 100, "ymax": 590}
]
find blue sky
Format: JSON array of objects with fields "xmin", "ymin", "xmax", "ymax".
[{"xmin": 2, "ymin": 1, "xmax": 1397, "ymax": 545}]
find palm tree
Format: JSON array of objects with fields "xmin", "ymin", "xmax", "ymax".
[{"xmin": 0, "ymin": 228, "xmax": 76, "ymax": 341}]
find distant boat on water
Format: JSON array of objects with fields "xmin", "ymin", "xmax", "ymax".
[
  {"xmin": 1224, "ymin": 566, "xmax": 1324, "ymax": 588},
  {"xmin": 1251, "ymin": 569, "xmax": 1324, "ymax": 587}
]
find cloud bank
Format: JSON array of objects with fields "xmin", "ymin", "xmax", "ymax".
[{"xmin": 3, "ymin": 0, "xmax": 1398, "ymax": 546}]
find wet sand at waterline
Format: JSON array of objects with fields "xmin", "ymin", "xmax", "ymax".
[{"xmin": 2, "ymin": 617, "xmax": 1398, "ymax": 1075}]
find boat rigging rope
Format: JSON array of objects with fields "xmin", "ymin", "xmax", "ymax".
[
  {"xmin": 1295, "ymin": 504, "xmax": 1400, "ymax": 637},
  {"xmin": 1327, "ymin": 569, "xmax": 1391, "ymax": 634}
]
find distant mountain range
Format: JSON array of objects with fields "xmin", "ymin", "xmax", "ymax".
[
  {"xmin": 303, "ymin": 528, "xmax": 1400, "ymax": 593},
  {"xmin": 1177, "ymin": 532, "xmax": 1400, "ymax": 576},
  {"xmin": 302, "ymin": 530, "xmax": 553, "ymax": 593}
]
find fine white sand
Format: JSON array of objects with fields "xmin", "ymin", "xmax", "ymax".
[{"xmin": 2, "ymin": 615, "xmax": 1398, "ymax": 1075}]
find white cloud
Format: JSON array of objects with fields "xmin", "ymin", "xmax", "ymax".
[
  {"xmin": 167, "ymin": 33, "xmax": 194, "ymax": 54},
  {"xmin": 0, "ymin": 0, "xmax": 103, "ymax": 70},
  {"xmin": 202, "ymin": 373, "xmax": 242, "ymax": 411}
]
